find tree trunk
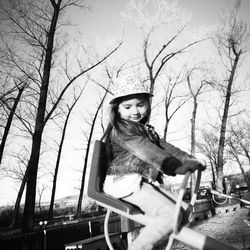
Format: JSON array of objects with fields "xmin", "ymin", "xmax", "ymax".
[
  {"xmin": 216, "ymin": 51, "xmax": 241, "ymax": 192},
  {"xmin": 236, "ymin": 157, "xmax": 250, "ymax": 192},
  {"xmin": 48, "ymin": 93, "xmax": 81, "ymax": 220},
  {"xmin": 216, "ymin": 168, "xmax": 224, "ymax": 192},
  {"xmin": 163, "ymin": 97, "xmax": 169, "ymax": 140},
  {"xmin": 76, "ymin": 91, "xmax": 108, "ymax": 217},
  {"xmin": 210, "ymin": 160, "xmax": 216, "ymax": 189},
  {"xmin": 245, "ymin": 172, "xmax": 250, "ymax": 192},
  {"xmin": 22, "ymin": 1, "xmax": 60, "ymax": 233},
  {"xmin": 10, "ymin": 168, "xmax": 27, "ymax": 228},
  {"xmin": 190, "ymin": 97, "xmax": 197, "ymax": 156},
  {"xmin": 22, "ymin": 131, "xmax": 43, "ymax": 232},
  {"xmin": 190, "ymin": 96, "xmax": 198, "ymax": 196},
  {"xmin": 230, "ymin": 141, "xmax": 250, "ymax": 192},
  {"xmin": 0, "ymin": 85, "xmax": 25, "ymax": 165},
  {"xmin": 48, "ymin": 109, "xmax": 70, "ymax": 220},
  {"xmin": 244, "ymin": 154, "xmax": 250, "ymax": 192}
]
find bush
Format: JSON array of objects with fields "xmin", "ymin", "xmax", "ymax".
[{"xmin": 0, "ymin": 206, "xmax": 14, "ymax": 227}]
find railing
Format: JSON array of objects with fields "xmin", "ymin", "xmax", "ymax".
[
  {"xmin": 0, "ymin": 219, "xmax": 91, "ymax": 250},
  {"xmin": 0, "ymin": 199, "xmax": 216, "ymax": 250},
  {"xmin": 0, "ymin": 230, "xmax": 44, "ymax": 250}
]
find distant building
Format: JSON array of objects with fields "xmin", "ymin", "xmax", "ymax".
[{"xmin": 54, "ymin": 195, "xmax": 78, "ymax": 209}]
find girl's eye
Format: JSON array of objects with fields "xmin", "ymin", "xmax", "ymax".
[{"xmin": 137, "ymin": 103, "xmax": 144, "ymax": 107}]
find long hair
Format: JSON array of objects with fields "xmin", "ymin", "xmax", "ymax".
[{"xmin": 102, "ymin": 94, "xmax": 151, "ymax": 162}]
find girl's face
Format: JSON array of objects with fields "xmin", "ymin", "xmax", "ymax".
[{"xmin": 118, "ymin": 97, "xmax": 149, "ymax": 123}]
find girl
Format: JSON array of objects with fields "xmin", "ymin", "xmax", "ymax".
[{"xmin": 103, "ymin": 75, "xmax": 206, "ymax": 250}]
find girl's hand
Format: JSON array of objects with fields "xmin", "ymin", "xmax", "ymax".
[{"xmin": 175, "ymin": 158, "xmax": 206, "ymax": 175}]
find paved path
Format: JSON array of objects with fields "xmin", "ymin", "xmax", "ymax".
[{"xmin": 155, "ymin": 206, "xmax": 250, "ymax": 250}]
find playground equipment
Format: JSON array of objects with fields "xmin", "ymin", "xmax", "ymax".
[
  {"xmin": 87, "ymin": 140, "xmax": 237, "ymax": 250},
  {"xmin": 211, "ymin": 189, "xmax": 250, "ymax": 207}
]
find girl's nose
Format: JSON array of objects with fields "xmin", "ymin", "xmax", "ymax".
[{"xmin": 131, "ymin": 106, "xmax": 139, "ymax": 114}]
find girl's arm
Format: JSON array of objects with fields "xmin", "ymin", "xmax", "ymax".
[
  {"xmin": 159, "ymin": 138, "xmax": 206, "ymax": 174},
  {"xmin": 158, "ymin": 138, "xmax": 192, "ymax": 163},
  {"xmin": 112, "ymin": 130, "xmax": 205, "ymax": 177},
  {"xmin": 112, "ymin": 130, "xmax": 183, "ymax": 174}
]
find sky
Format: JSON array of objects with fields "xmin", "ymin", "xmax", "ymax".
[
  {"xmin": 78, "ymin": 0, "xmax": 250, "ymax": 37},
  {"xmin": 1, "ymin": 0, "xmax": 250, "ymax": 207}
]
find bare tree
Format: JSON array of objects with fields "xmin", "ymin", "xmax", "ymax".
[
  {"xmin": 11, "ymin": 170, "xmax": 27, "ymax": 228},
  {"xmin": 197, "ymin": 129, "xmax": 220, "ymax": 188},
  {"xmin": 2, "ymin": 148, "xmax": 30, "ymax": 228},
  {"xmin": 186, "ymin": 65, "xmax": 214, "ymax": 156},
  {"xmin": 0, "ymin": 0, "xmax": 122, "ymax": 232},
  {"xmin": 48, "ymin": 87, "xmax": 85, "ymax": 220},
  {"xmin": 0, "ymin": 79, "xmax": 26, "ymax": 165},
  {"xmin": 76, "ymin": 85, "xmax": 110, "ymax": 217},
  {"xmin": 124, "ymin": 0, "xmax": 207, "ymax": 95},
  {"xmin": 162, "ymin": 71, "xmax": 189, "ymax": 140},
  {"xmin": 37, "ymin": 184, "xmax": 48, "ymax": 214},
  {"xmin": 227, "ymin": 121, "xmax": 250, "ymax": 191},
  {"xmin": 0, "ymin": 76, "xmax": 25, "ymax": 106},
  {"xmin": 185, "ymin": 65, "xmax": 213, "ymax": 194},
  {"xmin": 213, "ymin": 1, "xmax": 250, "ymax": 192}
]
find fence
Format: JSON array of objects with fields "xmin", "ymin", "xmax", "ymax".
[
  {"xmin": 0, "ymin": 230, "xmax": 44, "ymax": 250},
  {"xmin": 0, "ymin": 214, "xmax": 117, "ymax": 250},
  {"xmin": 0, "ymin": 199, "xmax": 215, "ymax": 250}
]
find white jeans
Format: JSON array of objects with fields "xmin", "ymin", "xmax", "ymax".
[{"xmin": 122, "ymin": 181, "xmax": 183, "ymax": 250}]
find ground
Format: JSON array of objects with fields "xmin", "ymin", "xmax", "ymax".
[{"xmin": 155, "ymin": 205, "xmax": 250, "ymax": 250}]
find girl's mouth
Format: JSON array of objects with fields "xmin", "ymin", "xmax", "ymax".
[{"xmin": 130, "ymin": 116, "xmax": 141, "ymax": 121}]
